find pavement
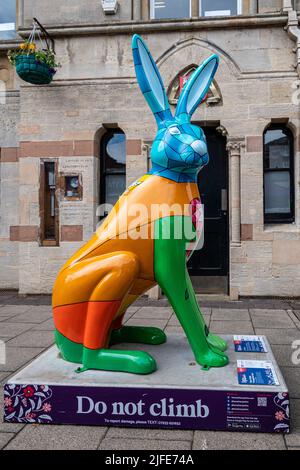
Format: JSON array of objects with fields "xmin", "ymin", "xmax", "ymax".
[{"xmin": 0, "ymin": 291, "xmax": 300, "ymax": 451}]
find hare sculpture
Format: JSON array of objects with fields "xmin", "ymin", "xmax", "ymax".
[{"xmin": 52, "ymin": 35, "xmax": 229, "ymax": 374}]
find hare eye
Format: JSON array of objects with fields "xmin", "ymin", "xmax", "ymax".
[{"xmin": 169, "ymin": 126, "xmax": 180, "ymax": 135}]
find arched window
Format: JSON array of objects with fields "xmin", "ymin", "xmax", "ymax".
[
  {"xmin": 263, "ymin": 125, "xmax": 294, "ymax": 224},
  {"xmin": 100, "ymin": 128, "xmax": 126, "ymax": 209}
]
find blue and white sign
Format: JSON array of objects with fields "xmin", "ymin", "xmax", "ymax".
[
  {"xmin": 237, "ymin": 360, "xmax": 279, "ymax": 386},
  {"xmin": 234, "ymin": 335, "xmax": 268, "ymax": 353}
]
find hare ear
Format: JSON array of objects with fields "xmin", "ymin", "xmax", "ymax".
[
  {"xmin": 175, "ymin": 54, "xmax": 219, "ymax": 120},
  {"xmin": 132, "ymin": 34, "xmax": 173, "ymax": 127}
]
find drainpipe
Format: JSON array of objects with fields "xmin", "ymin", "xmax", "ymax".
[{"xmin": 283, "ymin": 0, "xmax": 300, "ymax": 77}]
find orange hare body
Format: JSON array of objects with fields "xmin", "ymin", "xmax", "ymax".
[{"xmin": 52, "ymin": 174, "xmax": 199, "ymax": 349}]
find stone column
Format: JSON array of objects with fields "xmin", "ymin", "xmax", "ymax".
[{"xmin": 227, "ymin": 139, "xmax": 245, "ymax": 247}]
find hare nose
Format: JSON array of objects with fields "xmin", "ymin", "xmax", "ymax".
[{"xmin": 191, "ymin": 140, "xmax": 207, "ymax": 156}]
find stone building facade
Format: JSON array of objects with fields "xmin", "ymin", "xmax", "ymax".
[{"xmin": 0, "ymin": 0, "xmax": 300, "ymax": 297}]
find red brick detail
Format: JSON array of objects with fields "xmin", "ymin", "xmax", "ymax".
[
  {"xmin": 74, "ymin": 140, "xmax": 95, "ymax": 156},
  {"xmin": 19, "ymin": 140, "xmax": 96, "ymax": 158},
  {"xmin": 61, "ymin": 225, "xmax": 83, "ymax": 242},
  {"xmin": 241, "ymin": 224, "xmax": 253, "ymax": 241},
  {"xmin": 246, "ymin": 136, "xmax": 263, "ymax": 153},
  {"xmin": 0, "ymin": 147, "xmax": 19, "ymax": 162},
  {"xmin": 10, "ymin": 226, "xmax": 39, "ymax": 242},
  {"xmin": 126, "ymin": 139, "xmax": 141, "ymax": 155}
]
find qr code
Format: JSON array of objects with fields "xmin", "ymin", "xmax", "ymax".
[{"xmin": 257, "ymin": 397, "xmax": 267, "ymax": 407}]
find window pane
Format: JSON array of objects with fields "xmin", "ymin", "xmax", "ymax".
[
  {"xmin": 0, "ymin": 0, "xmax": 16, "ymax": 38},
  {"xmin": 105, "ymin": 174, "xmax": 126, "ymax": 206},
  {"xmin": 105, "ymin": 132, "xmax": 126, "ymax": 173},
  {"xmin": 201, "ymin": 0, "xmax": 238, "ymax": 16},
  {"xmin": 264, "ymin": 129, "xmax": 291, "ymax": 169},
  {"xmin": 264, "ymin": 171, "xmax": 291, "ymax": 214},
  {"xmin": 152, "ymin": 0, "xmax": 190, "ymax": 20},
  {"xmin": 44, "ymin": 162, "xmax": 56, "ymax": 239}
]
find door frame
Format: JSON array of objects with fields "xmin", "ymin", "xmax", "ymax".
[{"xmin": 191, "ymin": 122, "xmax": 230, "ymax": 293}]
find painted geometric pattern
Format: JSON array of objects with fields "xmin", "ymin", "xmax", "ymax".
[
  {"xmin": 149, "ymin": 124, "xmax": 209, "ymax": 182},
  {"xmin": 132, "ymin": 35, "xmax": 173, "ymax": 126}
]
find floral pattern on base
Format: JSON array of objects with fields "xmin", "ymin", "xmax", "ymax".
[
  {"xmin": 4, "ymin": 384, "xmax": 53, "ymax": 423},
  {"xmin": 273, "ymin": 392, "xmax": 289, "ymax": 433}
]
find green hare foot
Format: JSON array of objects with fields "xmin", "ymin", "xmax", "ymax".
[
  {"xmin": 110, "ymin": 325, "xmax": 166, "ymax": 346},
  {"xmin": 196, "ymin": 344, "xmax": 229, "ymax": 371},
  {"xmin": 76, "ymin": 346, "xmax": 157, "ymax": 375},
  {"xmin": 207, "ymin": 332, "xmax": 228, "ymax": 352}
]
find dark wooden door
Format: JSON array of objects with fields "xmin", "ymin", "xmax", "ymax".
[{"xmin": 188, "ymin": 127, "xmax": 229, "ymax": 277}]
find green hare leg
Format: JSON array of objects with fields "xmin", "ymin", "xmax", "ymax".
[
  {"xmin": 55, "ymin": 323, "xmax": 157, "ymax": 375},
  {"xmin": 76, "ymin": 347, "xmax": 156, "ymax": 374},
  {"xmin": 187, "ymin": 282, "xmax": 227, "ymax": 352},
  {"xmin": 154, "ymin": 216, "xmax": 228, "ymax": 369},
  {"xmin": 110, "ymin": 326, "xmax": 166, "ymax": 346}
]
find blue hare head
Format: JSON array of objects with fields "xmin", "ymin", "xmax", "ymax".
[{"xmin": 132, "ymin": 35, "xmax": 219, "ymax": 183}]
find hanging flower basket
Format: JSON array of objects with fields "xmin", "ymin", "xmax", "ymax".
[
  {"xmin": 14, "ymin": 52, "xmax": 56, "ymax": 85},
  {"xmin": 7, "ymin": 21, "xmax": 60, "ymax": 85}
]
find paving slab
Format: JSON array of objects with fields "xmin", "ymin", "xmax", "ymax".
[
  {"xmin": 106, "ymin": 427, "xmax": 193, "ymax": 441},
  {"xmin": 250, "ymin": 309, "xmax": 289, "ymax": 317},
  {"xmin": 131, "ymin": 307, "xmax": 173, "ymax": 320},
  {"xmin": 167, "ymin": 314, "xmax": 210, "ymax": 327},
  {"xmin": 11, "ymin": 309, "xmax": 52, "ymax": 324},
  {"xmin": 193, "ymin": 430, "xmax": 285, "ymax": 450},
  {"xmin": 285, "ymin": 399, "xmax": 300, "ymax": 447},
  {"xmin": 0, "ymin": 372, "xmax": 10, "ymax": 383},
  {"xmin": 211, "ymin": 309, "xmax": 250, "ymax": 321},
  {"xmin": 4, "ymin": 424, "xmax": 107, "ymax": 450},
  {"xmin": 0, "ymin": 433, "xmax": 15, "ymax": 450},
  {"xmin": 210, "ymin": 320, "xmax": 254, "ymax": 335},
  {"xmin": 126, "ymin": 306, "xmax": 142, "ymax": 314},
  {"xmin": 293, "ymin": 311, "xmax": 300, "ymax": 322},
  {"xmin": 0, "ymin": 347, "xmax": 44, "ymax": 372},
  {"xmin": 164, "ymin": 326, "xmax": 184, "ymax": 334},
  {"xmin": 0, "ymin": 322, "xmax": 36, "ymax": 338},
  {"xmin": 33, "ymin": 318, "xmax": 54, "ymax": 331},
  {"xmin": 125, "ymin": 318, "xmax": 168, "ymax": 329},
  {"xmin": 254, "ymin": 329, "xmax": 300, "ymax": 345},
  {"xmin": 98, "ymin": 437, "xmax": 191, "ymax": 450},
  {"xmin": 251, "ymin": 315, "xmax": 295, "ymax": 329},
  {"xmin": 0, "ymin": 305, "xmax": 32, "ymax": 316},
  {"xmin": 271, "ymin": 345, "xmax": 300, "ymax": 368},
  {"xmin": 281, "ymin": 367, "xmax": 300, "ymax": 398},
  {"xmin": 0, "ymin": 317, "xmax": 14, "ymax": 324},
  {"xmin": 7, "ymin": 330, "xmax": 55, "ymax": 348}
]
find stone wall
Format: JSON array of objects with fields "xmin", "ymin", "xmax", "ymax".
[
  {"xmin": 0, "ymin": 52, "xmax": 19, "ymax": 290},
  {"xmin": 258, "ymin": 0, "xmax": 282, "ymax": 13},
  {"xmin": 13, "ymin": 20, "xmax": 300, "ymax": 296},
  {"xmin": 20, "ymin": 0, "xmax": 134, "ymax": 27},
  {"xmin": 19, "ymin": 0, "xmax": 288, "ymax": 28}
]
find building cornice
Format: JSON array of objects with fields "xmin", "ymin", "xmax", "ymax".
[{"xmin": 14, "ymin": 13, "xmax": 299, "ymax": 40}]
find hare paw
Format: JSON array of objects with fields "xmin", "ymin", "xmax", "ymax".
[
  {"xmin": 196, "ymin": 346, "xmax": 229, "ymax": 370},
  {"xmin": 207, "ymin": 333, "xmax": 228, "ymax": 352},
  {"xmin": 81, "ymin": 347, "xmax": 157, "ymax": 374}
]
